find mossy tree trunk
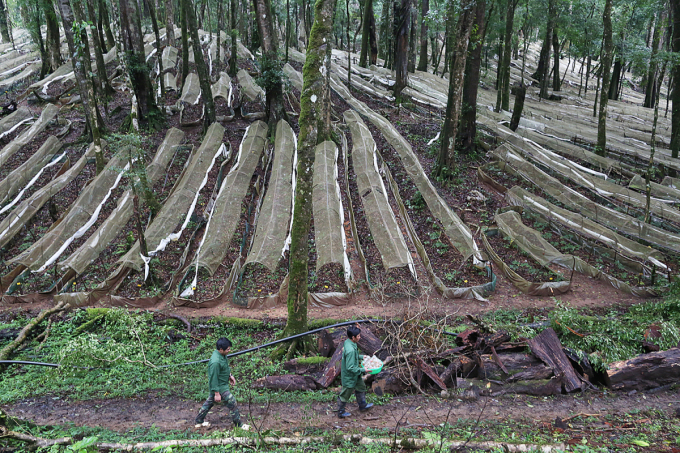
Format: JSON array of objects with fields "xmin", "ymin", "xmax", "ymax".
[
  {"xmin": 671, "ymin": 0, "xmax": 680, "ymax": 171},
  {"xmin": 433, "ymin": 0, "xmax": 476, "ymax": 178},
  {"xmin": 166, "ymin": 0, "xmax": 175, "ymax": 46},
  {"xmin": 393, "ymin": 0, "xmax": 410, "ymax": 100},
  {"xmin": 253, "ymin": 0, "xmax": 287, "ymax": 130},
  {"xmin": 184, "ymin": 0, "xmax": 216, "ymax": 127},
  {"xmin": 459, "ymin": 0, "xmax": 488, "ymax": 154},
  {"xmin": 416, "ymin": 0, "xmax": 428, "ymax": 72},
  {"xmin": 273, "ymin": 0, "xmax": 338, "ymax": 361},
  {"xmin": 596, "ymin": 0, "xmax": 613, "ymax": 157},
  {"xmin": 0, "ymin": 0, "xmax": 10, "ymax": 42},
  {"xmin": 58, "ymin": 0, "xmax": 106, "ymax": 173},
  {"xmin": 119, "ymin": 0, "xmax": 164, "ymax": 130},
  {"xmin": 43, "ymin": 0, "xmax": 62, "ymax": 73},
  {"xmin": 229, "ymin": 0, "xmax": 237, "ymax": 76}
]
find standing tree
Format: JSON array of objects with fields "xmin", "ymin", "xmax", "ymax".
[
  {"xmin": 499, "ymin": 0, "xmax": 519, "ymax": 111},
  {"xmin": 671, "ymin": 0, "xmax": 680, "ymax": 167},
  {"xmin": 538, "ymin": 0, "xmax": 556, "ymax": 98},
  {"xmin": 393, "ymin": 0, "xmax": 410, "ymax": 100},
  {"xmin": 460, "ymin": 0, "xmax": 489, "ymax": 153},
  {"xmin": 99, "ymin": 0, "xmax": 115, "ymax": 50},
  {"xmin": 273, "ymin": 0, "xmax": 338, "ymax": 360},
  {"xmin": 184, "ymin": 0, "xmax": 216, "ymax": 127},
  {"xmin": 596, "ymin": 0, "xmax": 613, "ymax": 157},
  {"xmin": 644, "ymin": 10, "xmax": 665, "ymax": 108},
  {"xmin": 58, "ymin": 0, "xmax": 106, "ymax": 172},
  {"xmin": 166, "ymin": 0, "xmax": 175, "ymax": 46},
  {"xmin": 86, "ymin": 0, "xmax": 113, "ymax": 95},
  {"xmin": 552, "ymin": 27, "xmax": 560, "ymax": 91},
  {"xmin": 43, "ymin": 0, "xmax": 62, "ymax": 73},
  {"xmin": 229, "ymin": 0, "xmax": 238, "ymax": 76},
  {"xmin": 434, "ymin": 0, "xmax": 476, "ymax": 177},
  {"xmin": 416, "ymin": 0, "xmax": 429, "ymax": 71},
  {"xmin": 253, "ymin": 0, "xmax": 287, "ymax": 129},
  {"xmin": 119, "ymin": 0, "xmax": 164, "ymax": 129},
  {"xmin": 359, "ymin": 0, "xmax": 373, "ymax": 67},
  {"xmin": 0, "ymin": 0, "xmax": 10, "ymax": 42}
]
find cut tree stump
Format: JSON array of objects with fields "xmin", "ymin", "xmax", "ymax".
[
  {"xmin": 527, "ymin": 328, "xmax": 582, "ymax": 392},
  {"xmin": 317, "ymin": 329, "xmax": 336, "ymax": 357},
  {"xmin": 251, "ymin": 375, "xmax": 319, "ymax": 391},
  {"xmin": 317, "ymin": 344, "xmax": 343, "ymax": 388},
  {"xmin": 372, "ymin": 369, "xmax": 408, "ymax": 396},
  {"xmin": 605, "ymin": 348, "xmax": 680, "ymax": 391},
  {"xmin": 478, "ymin": 353, "xmax": 549, "ymax": 381}
]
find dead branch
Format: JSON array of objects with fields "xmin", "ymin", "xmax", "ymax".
[
  {"xmin": 0, "ymin": 426, "xmax": 72, "ymax": 448},
  {"xmin": 0, "ymin": 301, "xmax": 67, "ymax": 362}
]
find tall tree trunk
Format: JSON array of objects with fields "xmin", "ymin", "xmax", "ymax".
[
  {"xmin": 552, "ymin": 28, "xmax": 560, "ymax": 91},
  {"xmin": 671, "ymin": 0, "xmax": 680, "ymax": 168},
  {"xmin": 368, "ymin": 7, "xmax": 377, "ymax": 64},
  {"xmin": 229, "ymin": 0, "xmax": 237, "ymax": 75},
  {"xmin": 459, "ymin": 0, "xmax": 487, "ymax": 154},
  {"xmin": 253, "ymin": 0, "xmax": 287, "ymax": 129},
  {"xmin": 275, "ymin": 0, "xmax": 338, "ymax": 361},
  {"xmin": 285, "ymin": 0, "xmax": 289, "ymax": 61},
  {"xmin": 608, "ymin": 57, "xmax": 621, "ymax": 100},
  {"xmin": 378, "ymin": 0, "xmax": 390, "ymax": 61},
  {"xmin": 596, "ymin": 0, "xmax": 613, "ymax": 157},
  {"xmin": 500, "ymin": 0, "xmax": 517, "ymax": 111},
  {"xmin": 644, "ymin": 13, "xmax": 663, "ymax": 108},
  {"xmin": 43, "ymin": 0, "xmax": 62, "ymax": 72},
  {"xmin": 184, "ymin": 0, "xmax": 216, "ymax": 127},
  {"xmin": 393, "ymin": 0, "xmax": 410, "ymax": 100},
  {"xmin": 180, "ymin": 0, "xmax": 189, "ymax": 85},
  {"xmin": 119, "ymin": 0, "xmax": 164, "ymax": 129},
  {"xmin": 58, "ymin": 0, "xmax": 106, "ymax": 173},
  {"xmin": 584, "ymin": 55, "xmax": 591, "ymax": 95},
  {"xmin": 434, "ymin": 0, "xmax": 476, "ymax": 177},
  {"xmin": 416, "ymin": 0, "xmax": 428, "ymax": 71},
  {"xmin": 20, "ymin": 2, "xmax": 48, "ymax": 77},
  {"xmin": 86, "ymin": 0, "xmax": 113, "ymax": 95},
  {"xmin": 166, "ymin": 0, "xmax": 175, "ymax": 46},
  {"xmin": 532, "ymin": 28, "xmax": 549, "ymax": 81},
  {"xmin": 0, "ymin": 0, "xmax": 11, "ymax": 42},
  {"xmin": 408, "ymin": 9, "xmax": 416, "ymax": 72},
  {"xmin": 359, "ymin": 0, "xmax": 373, "ymax": 67},
  {"xmin": 538, "ymin": 0, "xmax": 555, "ymax": 98},
  {"xmin": 100, "ymin": 0, "xmax": 116, "ymax": 50},
  {"xmin": 145, "ymin": 0, "xmax": 165, "ymax": 96}
]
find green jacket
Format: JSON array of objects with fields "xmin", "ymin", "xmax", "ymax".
[
  {"xmin": 207, "ymin": 350, "xmax": 231, "ymax": 394},
  {"xmin": 341, "ymin": 338, "xmax": 364, "ymax": 388}
]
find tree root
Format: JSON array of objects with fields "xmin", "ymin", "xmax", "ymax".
[{"xmin": 0, "ymin": 301, "xmax": 67, "ymax": 362}]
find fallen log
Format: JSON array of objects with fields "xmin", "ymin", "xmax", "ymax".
[
  {"xmin": 413, "ymin": 356, "xmax": 446, "ymax": 390},
  {"xmin": 605, "ymin": 347, "xmax": 680, "ymax": 391},
  {"xmin": 477, "ymin": 353, "xmax": 550, "ymax": 381},
  {"xmin": 372, "ymin": 369, "xmax": 409, "ymax": 396},
  {"xmin": 0, "ymin": 301, "xmax": 67, "ymax": 362},
  {"xmin": 501, "ymin": 376, "xmax": 563, "ymax": 397},
  {"xmin": 0, "ymin": 426, "xmax": 72, "ymax": 448},
  {"xmin": 283, "ymin": 357, "xmax": 329, "ymax": 375},
  {"xmin": 357, "ymin": 327, "xmax": 388, "ymax": 360},
  {"xmin": 316, "ymin": 342, "xmax": 344, "ymax": 388},
  {"xmin": 527, "ymin": 328, "xmax": 582, "ymax": 393},
  {"xmin": 251, "ymin": 375, "xmax": 319, "ymax": 391}
]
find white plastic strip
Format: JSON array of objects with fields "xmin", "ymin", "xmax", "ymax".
[
  {"xmin": 42, "ymin": 72, "xmax": 73, "ymax": 95},
  {"xmin": 0, "ymin": 117, "xmax": 32, "ymax": 140},
  {"xmin": 426, "ymin": 131, "xmax": 440, "ymax": 146},
  {"xmin": 0, "ymin": 151, "xmax": 66, "ymax": 215},
  {"xmin": 35, "ymin": 160, "xmax": 132, "ymax": 273},
  {"xmin": 282, "ymin": 130, "xmax": 298, "ymax": 256},
  {"xmin": 334, "ymin": 143, "xmax": 352, "ymax": 284}
]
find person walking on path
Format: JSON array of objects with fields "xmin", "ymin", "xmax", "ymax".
[
  {"xmin": 195, "ymin": 337, "xmax": 250, "ymax": 430},
  {"xmin": 337, "ymin": 327, "xmax": 374, "ymax": 418}
]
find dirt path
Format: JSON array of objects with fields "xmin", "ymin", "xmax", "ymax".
[{"xmin": 4, "ymin": 389, "xmax": 679, "ymax": 433}]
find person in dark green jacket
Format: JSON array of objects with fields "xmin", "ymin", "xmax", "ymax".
[
  {"xmin": 337, "ymin": 327, "xmax": 374, "ymax": 418},
  {"xmin": 194, "ymin": 337, "xmax": 249, "ymax": 430}
]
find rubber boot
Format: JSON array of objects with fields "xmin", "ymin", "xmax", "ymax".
[
  {"xmin": 357, "ymin": 392, "xmax": 373, "ymax": 412},
  {"xmin": 337, "ymin": 397, "xmax": 351, "ymax": 418}
]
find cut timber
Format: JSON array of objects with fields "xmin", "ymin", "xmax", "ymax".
[
  {"xmin": 283, "ymin": 358, "xmax": 329, "ymax": 375},
  {"xmin": 478, "ymin": 353, "xmax": 552, "ymax": 381},
  {"xmin": 605, "ymin": 348, "xmax": 680, "ymax": 391},
  {"xmin": 317, "ymin": 329, "xmax": 336, "ymax": 357},
  {"xmin": 527, "ymin": 328, "xmax": 582, "ymax": 392},
  {"xmin": 252, "ymin": 375, "xmax": 318, "ymax": 391},
  {"xmin": 317, "ymin": 343, "xmax": 343, "ymax": 388},
  {"xmin": 372, "ymin": 369, "xmax": 408, "ymax": 395},
  {"xmin": 357, "ymin": 326, "xmax": 388, "ymax": 360},
  {"xmin": 503, "ymin": 376, "xmax": 563, "ymax": 396},
  {"xmin": 414, "ymin": 356, "xmax": 447, "ymax": 390}
]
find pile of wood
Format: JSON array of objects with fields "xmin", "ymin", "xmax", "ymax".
[{"xmin": 252, "ymin": 323, "xmax": 680, "ymax": 395}]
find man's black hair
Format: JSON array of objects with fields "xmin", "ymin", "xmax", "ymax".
[
  {"xmin": 216, "ymin": 337, "xmax": 232, "ymax": 351},
  {"xmin": 347, "ymin": 327, "xmax": 361, "ymax": 339}
]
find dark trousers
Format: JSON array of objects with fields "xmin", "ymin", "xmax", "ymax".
[{"xmin": 195, "ymin": 390, "xmax": 241, "ymax": 426}]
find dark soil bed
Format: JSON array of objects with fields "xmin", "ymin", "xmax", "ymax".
[
  {"xmin": 484, "ymin": 230, "xmax": 565, "ymax": 282},
  {"xmin": 309, "ymin": 262, "xmax": 347, "ymax": 293},
  {"xmin": 236, "ymin": 258, "xmax": 289, "ymax": 299}
]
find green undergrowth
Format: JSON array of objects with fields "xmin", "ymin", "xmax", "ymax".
[{"xmin": 3, "ymin": 408, "xmax": 678, "ymax": 452}]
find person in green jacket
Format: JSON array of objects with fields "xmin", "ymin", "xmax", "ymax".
[
  {"xmin": 337, "ymin": 327, "xmax": 374, "ymax": 418},
  {"xmin": 194, "ymin": 337, "xmax": 249, "ymax": 430}
]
